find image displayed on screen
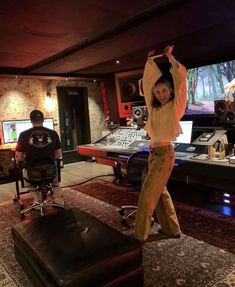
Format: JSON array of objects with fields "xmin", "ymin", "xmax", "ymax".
[
  {"xmin": 173, "ymin": 121, "xmax": 193, "ymax": 144},
  {"xmin": 2, "ymin": 118, "xmax": 54, "ymax": 144},
  {"xmin": 186, "ymin": 59, "xmax": 235, "ymax": 115}
]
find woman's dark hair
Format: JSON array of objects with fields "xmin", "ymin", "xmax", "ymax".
[{"xmin": 151, "ymin": 76, "xmax": 175, "ymax": 108}]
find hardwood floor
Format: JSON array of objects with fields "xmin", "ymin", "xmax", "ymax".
[
  {"xmin": 0, "ymin": 161, "xmax": 115, "ymax": 202},
  {"xmin": 59, "ymin": 161, "xmax": 114, "ymax": 187}
]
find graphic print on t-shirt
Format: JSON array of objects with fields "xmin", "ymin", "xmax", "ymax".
[{"xmin": 28, "ymin": 130, "xmax": 52, "ymax": 148}]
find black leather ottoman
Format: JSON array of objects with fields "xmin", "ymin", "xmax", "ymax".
[{"xmin": 11, "ymin": 208, "xmax": 143, "ymax": 287}]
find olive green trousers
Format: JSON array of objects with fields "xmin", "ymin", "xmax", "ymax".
[{"xmin": 134, "ymin": 145, "xmax": 180, "ymax": 241}]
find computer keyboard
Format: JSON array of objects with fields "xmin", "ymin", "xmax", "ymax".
[
  {"xmin": 175, "ymin": 152, "xmax": 191, "ymax": 158},
  {"xmin": 174, "ymin": 143, "xmax": 206, "ymax": 154}
]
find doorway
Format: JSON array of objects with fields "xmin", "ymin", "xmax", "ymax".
[{"xmin": 56, "ymin": 86, "xmax": 91, "ymax": 164}]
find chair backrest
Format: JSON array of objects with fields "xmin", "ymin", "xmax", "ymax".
[
  {"xmin": 126, "ymin": 151, "xmax": 149, "ymax": 190},
  {"xmin": 26, "ymin": 157, "xmax": 57, "ymax": 184}
]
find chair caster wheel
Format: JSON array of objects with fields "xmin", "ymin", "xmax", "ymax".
[
  {"xmin": 120, "ymin": 218, "xmax": 127, "ymax": 226},
  {"xmin": 19, "ymin": 205, "xmax": 25, "ymax": 211},
  {"xmin": 119, "ymin": 209, "xmax": 125, "ymax": 216}
]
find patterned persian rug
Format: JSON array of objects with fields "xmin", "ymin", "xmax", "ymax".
[
  {"xmin": 0, "ymin": 179, "xmax": 235, "ymax": 287},
  {"xmin": 0, "ymin": 262, "xmax": 18, "ymax": 287}
]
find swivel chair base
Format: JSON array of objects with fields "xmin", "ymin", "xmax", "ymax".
[
  {"xmin": 119, "ymin": 205, "xmax": 154, "ymax": 227},
  {"xmin": 119, "ymin": 205, "xmax": 137, "ymax": 226},
  {"xmin": 20, "ymin": 200, "xmax": 64, "ymax": 219}
]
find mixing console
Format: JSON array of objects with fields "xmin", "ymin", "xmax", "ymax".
[
  {"xmin": 93, "ymin": 127, "xmax": 143, "ymax": 147},
  {"xmin": 77, "ymin": 126, "xmax": 235, "ymax": 207}
]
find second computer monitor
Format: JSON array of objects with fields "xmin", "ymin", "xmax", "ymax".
[{"xmin": 173, "ymin": 121, "xmax": 193, "ymax": 144}]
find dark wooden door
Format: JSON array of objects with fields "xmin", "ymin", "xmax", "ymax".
[{"xmin": 56, "ymin": 86, "xmax": 91, "ymax": 164}]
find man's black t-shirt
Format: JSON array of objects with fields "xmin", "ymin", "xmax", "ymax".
[{"xmin": 16, "ymin": 126, "xmax": 61, "ymax": 163}]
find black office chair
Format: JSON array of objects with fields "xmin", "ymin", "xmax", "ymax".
[
  {"xmin": 19, "ymin": 157, "xmax": 64, "ymax": 219},
  {"xmin": 119, "ymin": 150, "xmax": 154, "ymax": 226}
]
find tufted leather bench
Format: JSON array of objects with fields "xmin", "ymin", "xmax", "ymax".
[{"xmin": 11, "ymin": 208, "xmax": 143, "ymax": 287}]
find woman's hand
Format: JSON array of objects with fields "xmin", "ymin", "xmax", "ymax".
[
  {"xmin": 164, "ymin": 45, "xmax": 174, "ymax": 58},
  {"xmin": 148, "ymin": 46, "xmax": 174, "ymax": 59},
  {"xmin": 148, "ymin": 50, "xmax": 156, "ymax": 58}
]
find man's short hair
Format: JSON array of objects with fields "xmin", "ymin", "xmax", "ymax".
[{"xmin": 30, "ymin": 110, "xmax": 44, "ymax": 123}]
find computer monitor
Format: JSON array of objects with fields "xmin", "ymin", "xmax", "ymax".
[
  {"xmin": 2, "ymin": 118, "xmax": 54, "ymax": 144},
  {"xmin": 173, "ymin": 121, "xmax": 193, "ymax": 144}
]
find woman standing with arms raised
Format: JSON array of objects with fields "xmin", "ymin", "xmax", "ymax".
[{"xmin": 134, "ymin": 45, "xmax": 187, "ymax": 241}]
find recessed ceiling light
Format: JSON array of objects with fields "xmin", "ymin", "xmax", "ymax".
[{"xmin": 116, "ymin": 60, "xmax": 120, "ymax": 64}]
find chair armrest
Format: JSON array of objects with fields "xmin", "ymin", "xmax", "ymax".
[
  {"xmin": 56, "ymin": 159, "xmax": 62, "ymax": 182},
  {"xmin": 16, "ymin": 161, "xmax": 27, "ymax": 170}
]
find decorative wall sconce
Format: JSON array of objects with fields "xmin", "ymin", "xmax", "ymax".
[
  {"xmin": 46, "ymin": 91, "xmax": 51, "ymax": 98},
  {"xmin": 44, "ymin": 91, "xmax": 55, "ymax": 111}
]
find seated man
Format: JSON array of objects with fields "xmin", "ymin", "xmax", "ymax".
[{"xmin": 15, "ymin": 109, "xmax": 64, "ymax": 206}]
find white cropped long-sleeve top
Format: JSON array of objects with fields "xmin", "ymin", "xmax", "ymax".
[{"xmin": 143, "ymin": 55, "xmax": 187, "ymax": 143}]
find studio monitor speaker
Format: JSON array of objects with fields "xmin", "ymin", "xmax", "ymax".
[
  {"xmin": 115, "ymin": 69, "xmax": 145, "ymax": 118},
  {"xmin": 214, "ymin": 100, "xmax": 235, "ymax": 124},
  {"xmin": 132, "ymin": 106, "xmax": 148, "ymax": 127}
]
